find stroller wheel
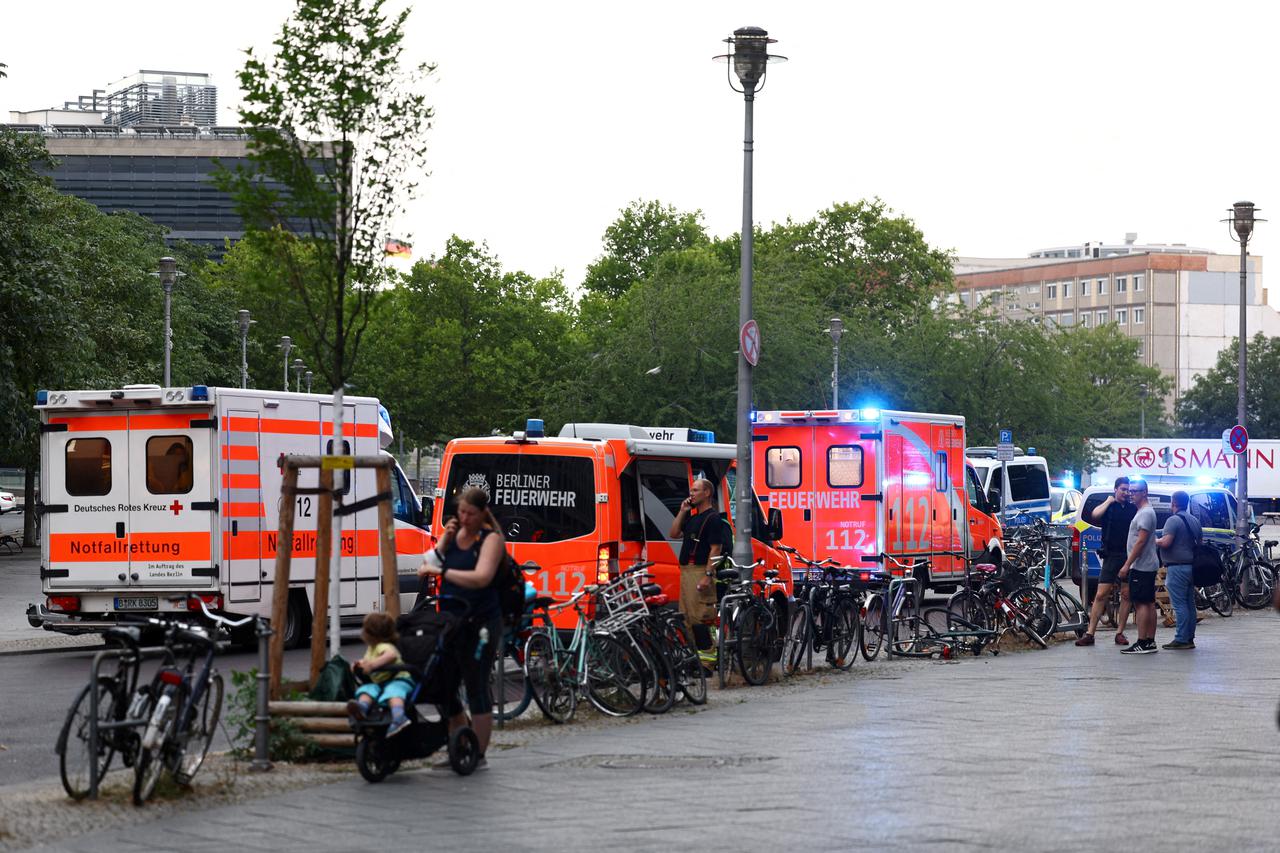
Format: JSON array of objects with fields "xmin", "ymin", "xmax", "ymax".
[
  {"xmin": 355, "ymin": 734, "xmax": 396, "ymax": 783},
  {"xmin": 448, "ymin": 726, "xmax": 480, "ymax": 776}
]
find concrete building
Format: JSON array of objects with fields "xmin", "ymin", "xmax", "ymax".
[{"xmin": 954, "ymin": 237, "xmax": 1275, "ymax": 410}]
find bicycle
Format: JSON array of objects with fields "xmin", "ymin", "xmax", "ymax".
[
  {"xmin": 522, "ymin": 583, "xmax": 649, "ymax": 724},
  {"xmin": 947, "ymin": 564, "xmax": 1052, "ymax": 648},
  {"xmin": 1229, "ymin": 522, "xmax": 1276, "ymax": 610},
  {"xmin": 620, "ymin": 560, "xmax": 706, "ymax": 709},
  {"xmin": 778, "ymin": 546, "xmax": 864, "ymax": 673},
  {"xmin": 861, "ymin": 554, "xmax": 928, "ymax": 661},
  {"xmin": 132, "ymin": 597, "xmax": 254, "ymax": 805},
  {"xmin": 711, "ymin": 555, "xmax": 787, "ymax": 688}
]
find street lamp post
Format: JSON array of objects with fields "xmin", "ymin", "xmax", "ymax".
[
  {"xmin": 155, "ymin": 257, "xmax": 182, "ymax": 386},
  {"xmin": 826, "ymin": 318, "xmax": 844, "ymax": 409},
  {"xmin": 292, "ymin": 358, "xmax": 306, "ymax": 393},
  {"xmin": 1139, "ymin": 382, "xmax": 1148, "ymax": 439},
  {"xmin": 1225, "ymin": 201, "xmax": 1263, "ymax": 544},
  {"xmin": 304, "ymin": 370, "xmax": 313, "ymax": 394},
  {"xmin": 715, "ymin": 26, "xmax": 785, "ymax": 578},
  {"xmin": 278, "ymin": 336, "xmax": 293, "ymax": 392},
  {"xmin": 237, "ymin": 310, "xmax": 253, "ymax": 389}
]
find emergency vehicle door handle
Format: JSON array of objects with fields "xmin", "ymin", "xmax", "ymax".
[
  {"xmin": 118, "ymin": 573, "xmax": 126, "ymax": 581},
  {"xmin": 130, "ymin": 573, "xmax": 139, "ymax": 582},
  {"xmin": 115, "ymin": 522, "xmax": 125, "ymax": 539},
  {"xmin": 232, "ymin": 520, "xmax": 239, "ymax": 536}
]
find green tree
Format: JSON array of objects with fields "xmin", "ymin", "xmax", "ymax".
[
  {"xmin": 1177, "ymin": 333, "xmax": 1280, "ymax": 437},
  {"xmin": 218, "ymin": 0, "xmax": 435, "ymax": 390},
  {"xmin": 582, "ymin": 201, "xmax": 709, "ymax": 299}
]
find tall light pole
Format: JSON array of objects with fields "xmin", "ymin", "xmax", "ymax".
[
  {"xmin": 292, "ymin": 358, "xmax": 306, "ymax": 393},
  {"xmin": 304, "ymin": 370, "xmax": 313, "ymax": 394},
  {"xmin": 715, "ymin": 26, "xmax": 785, "ymax": 578},
  {"xmin": 1225, "ymin": 201, "xmax": 1262, "ymax": 543},
  {"xmin": 237, "ymin": 309, "xmax": 254, "ymax": 389},
  {"xmin": 154, "ymin": 257, "xmax": 183, "ymax": 386},
  {"xmin": 1139, "ymin": 382, "xmax": 1148, "ymax": 439},
  {"xmin": 278, "ymin": 336, "xmax": 293, "ymax": 392},
  {"xmin": 827, "ymin": 317, "xmax": 844, "ymax": 409}
]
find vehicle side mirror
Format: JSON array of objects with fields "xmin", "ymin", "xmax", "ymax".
[
  {"xmin": 766, "ymin": 508, "xmax": 783, "ymax": 542},
  {"xmin": 419, "ymin": 496, "xmax": 434, "ymax": 527}
]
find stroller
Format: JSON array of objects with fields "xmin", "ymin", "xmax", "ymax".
[{"xmin": 351, "ymin": 596, "xmax": 481, "ymax": 782}]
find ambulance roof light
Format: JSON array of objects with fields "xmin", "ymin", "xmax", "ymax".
[
  {"xmin": 191, "ymin": 385, "xmax": 209, "ymax": 401},
  {"xmin": 526, "ymin": 418, "xmax": 545, "ymax": 438},
  {"xmin": 689, "ymin": 429, "xmax": 715, "ymax": 443},
  {"xmin": 36, "ymin": 389, "xmax": 48, "ymax": 405},
  {"xmin": 1028, "ymin": 446, "xmax": 1037, "ymax": 456},
  {"xmin": 860, "ymin": 407, "xmax": 880, "ymax": 421}
]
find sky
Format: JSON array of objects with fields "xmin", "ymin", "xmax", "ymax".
[{"xmin": 3, "ymin": 0, "xmax": 1278, "ymax": 291}]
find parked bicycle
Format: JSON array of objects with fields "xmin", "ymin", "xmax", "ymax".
[
  {"xmin": 711, "ymin": 555, "xmax": 786, "ymax": 688},
  {"xmin": 778, "ymin": 546, "xmax": 865, "ymax": 673},
  {"xmin": 861, "ymin": 554, "xmax": 928, "ymax": 661},
  {"xmin": 947, "ymin": 564, "xmax": 1053, "ymax": 648}
]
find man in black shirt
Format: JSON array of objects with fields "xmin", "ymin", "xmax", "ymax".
[
  {"xmin": 1075, "ymin": 476, "xmax": 1138, "ymax": 646},
  {"xmin": 669, "ymin": 478, "xmax": 733, "ymax": 649}
]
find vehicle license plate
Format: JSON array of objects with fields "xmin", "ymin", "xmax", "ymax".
[{"xmin": 114, "ymin": 596, "xmax": 159, "ymax": 611}]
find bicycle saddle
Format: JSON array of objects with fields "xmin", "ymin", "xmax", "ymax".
[
  {"xmin": 640, "ymin": 583, "xmax": 662, "ymax": 597},
  {"xmin": 763, "ymin": 569, "xmax": 780, "ymax": 580},
  {"xmin": 1266, "ymin": 540, "xmax": 1278, "ymax": 548},
  {"xmin": 531, "ymin": 596, "xmax": 557, "ymax": 609},
  {"xmin": 972, "ymin": 563, "xmax": 998, "ymax": 575},
  {"xmin": 716, "ymin": 568, "xmax": 741, "ymax": 582}
]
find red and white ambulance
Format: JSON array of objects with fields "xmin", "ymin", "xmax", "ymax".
[
  {"xmin": 752, "ymin": 408, "xmax": 1003, "ymax": 592},
  {"xmin": 29, "ymin": 384, "xmax": 431, "ymax": 644}
]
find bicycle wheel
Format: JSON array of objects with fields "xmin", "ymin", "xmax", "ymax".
[
  {"xmin": 659, "ymin": 614, "xmax": 707, "ymax": 706},
  {"xmin": 586, "ymin": 633, "xmax": 647, "ymax": 717},
  {"xmin": 1237, "ymin": 561, "xmax": 1274, "ymax": 610},
  {"xmin": 1205, "ymin": 582, "xmax": 1234, "ymax": 617},
  {"xmin": 173, "ymin": 673, "xmax": 222, "ymax": 785},
  {"xmin": 947, "ymin": 589, "xmax": 990, "ymax": 630},
  {"xmin": 523, "ymin": 631, "xmax": 575, "ymax": 724},
  {"xmin": 637, "ymin": 633, "xmax": 676, "ymax": 714},
  {"xmin": 1050, "ymin": 585, "xmax": 1087, "ymax": 637},
  {"xmin": 781, "ymin": 602, "xmax": 811, "ymax": 676},
  {"xmin": 133, "ymin": 685, "xmax": 179, "ymax": 806},
  {"xmin": 826, "ymin": 597, "xmax": 859, "ymax": 671},
  {"xmin": 860, "ymin": 594, "xmax": 885, "ymax": 661},
  {"xmin": 736, "ymin": 604, "xmax": 773, "ymax": 686},
  {"xmin": 58, "ymin": 676, "xmax": 120, "ymax": 800},
  {"xmin": 1009, "ymin": 585, "xmax": 1058, "ymax": 638},
  {"xmin": 716, "ymin": 603, "xmax": 735, "ymax": 689},
  {"xmin": 489, "ymin": 647, "xmax": 532, "ymax": 722}
]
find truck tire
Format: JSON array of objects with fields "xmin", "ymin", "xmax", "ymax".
[{"xmin": 282, "ymin": 590, "xmax": 312, "ymax": 650}]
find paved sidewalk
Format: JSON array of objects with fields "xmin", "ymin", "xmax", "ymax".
[{"xmin": 23, "ymin": 609, "xmax": 1280, "ymax": 852}]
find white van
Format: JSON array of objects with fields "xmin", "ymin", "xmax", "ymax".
[
  {"xmin": 965, "ymin": 448, "xmax": 1052, "ymax": 525},
  {"xmin": 28, "ymin": 385, "xmax": 431, "ymax": 645}
]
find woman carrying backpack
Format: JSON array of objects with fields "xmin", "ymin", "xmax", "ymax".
[{"xmin": 418, "ymin": 486, "xmax": 505, "ymax": 770}]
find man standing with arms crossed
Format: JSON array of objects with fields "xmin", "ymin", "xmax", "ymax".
[
  {"xmin": 1076, "ymin": 477, "xmax": 1137, "ymax": 647},
  {"xmin": 1118, "ymin": 479, "xmax": 1160, "ymax": 654}
]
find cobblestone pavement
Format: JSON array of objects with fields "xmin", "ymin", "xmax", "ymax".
[{"xmin": 20, "ymin": 609, "xmax": 1280, "ymax": 853}]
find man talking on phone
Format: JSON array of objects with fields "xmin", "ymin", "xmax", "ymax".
[{"xmin": 669, "ymin": 478, "xmax": 732, "ymax": 651}]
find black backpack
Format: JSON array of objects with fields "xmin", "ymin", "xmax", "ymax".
[
  {"xmin": 1173, "ymin": 511, "xmax": 1224, "ymax": 587},
  {"xmin": 478, "ymin": 530, "xmax": 527, "ymax": 628}
]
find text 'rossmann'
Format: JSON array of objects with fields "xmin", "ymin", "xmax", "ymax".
[{"xmin": 493, "ymin": 473, "xmax": 576, "ymax": 508}]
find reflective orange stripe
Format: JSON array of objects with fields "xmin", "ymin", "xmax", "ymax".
[
  {"xmin": 322, "ymin": 422, "xmax": 379, "ymax": 438},
  {"xmin": 50, "ymin": 532, "xmax": 211, "ymax": 562},
  {"xmin": 51, "ymin": 416, "xmax": 129, "ymax": 431},
  {"xmin": 221, "ymin": 445, "xmax": 258, "ymax": 461},
  {"xmin": 222, "ymin": 473, "xmax": 261, "ymax": 489},
  {"xmin": 129, "ymin": 413, "xmax": 202, "ymax": 430},
  {"xmin": 224, "ymin": 502, "xmax": 265, "ymax": 517},
  {"xmin": 395, "ymin": 527, "xmax": 429, "ymax": 555},
  {"xmin": 225, "ymin": 416, "xmax": 262, "ymax": 433}
]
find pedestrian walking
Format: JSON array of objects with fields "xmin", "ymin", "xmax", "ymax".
[
  {"xmin": 669, "ymin": 478, "xmax": 732, "ymax": 651},
  {"xmin": 1075, "ymin": 477, "xmax": 1137, "ymax": 647},
  {"xmin": 1157, "ymin": 490, "xmax": 1200, "ymax": 650},
  {"xmin": 1117, "ymin": 479, "xmax": 1159, "ymax": 654}
]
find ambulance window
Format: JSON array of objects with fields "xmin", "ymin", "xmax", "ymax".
[
  {"xmin": 325, "ymin": 439, "xmax": 352, "ymax": 495},
  {"xmin": 638, "ymin": 460, "xmax": 690, "ymax": 541},
  {"xmin": 65, "ymin": 438, "xmax": 112, "ymax": 497},
  {"xmin": 827, "ymin": 446, "xmax": 863, "ymax": 488},
  {"xmin": 934, "ymin": 452, "xmax": 948, "ymax": 492},
  {"xmin": 965, "ymin": 467, "xmax": 983, "ymax": 509},
  {"xmin": 619, "ymin": 468, "xmax": 644, "ymax": 542},
  {"xmin": 146, "ymin": 436, "xmax": 193, "ymax": 494},
  {"xmin": 766, "ymin": 447, "xmax": 802, "ymax": 489},
  {"xmin": 392, "ymin": 466, "xmax": 422, "ymax": 527}
]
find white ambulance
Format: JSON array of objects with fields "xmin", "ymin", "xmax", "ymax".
[{"xmin": 28, "ymin": 385, "xmax": 431, "ymax": 645}]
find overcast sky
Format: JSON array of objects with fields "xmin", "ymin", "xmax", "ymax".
[{"xmin": 3, "ymin": 0, "xmax": 1277, "ymax": 291}]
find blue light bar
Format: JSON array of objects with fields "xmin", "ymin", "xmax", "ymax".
[
  {"xmin": 860, "ymin": 408, "xmax": 880, "ymax": 421},
  {"xmin": 690, "ymin": 429, "xmax": 715, "ymax": 443},
  {"xmin": 526, "ymin": 418, "xmax": 545, "ymax": 438},
  {"xmin": 191, "ymin": 385, "xmax": 209, "ymax": 401},
  {"xmin": 36, "ymin": 389, "xmax": 48, "ymax": 405}
]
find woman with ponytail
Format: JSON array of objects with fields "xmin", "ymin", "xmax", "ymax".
[{"xmin": 417, "ymin": 486, "xmax": 505, "ymax": 768}]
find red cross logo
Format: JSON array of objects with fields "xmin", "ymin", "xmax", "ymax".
[{"xmin": 169, "ymin": 500, "xmax": 183, "ymax": 516}]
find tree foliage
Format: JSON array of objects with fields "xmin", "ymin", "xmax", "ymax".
[
  {"xmin": 1177, "ymin": 333, "xmax": 1280, "ymax": 437},
  {"xmin": 217, "ymin": 0, "xmax": 435, "ymax": 389}
]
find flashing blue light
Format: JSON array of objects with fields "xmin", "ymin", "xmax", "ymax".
[
  {"xmin": 378, "ymin": 404, "xmax": 392, "ymax": 429},
  {"xmin": 1028, "ymin": 446, "xmax": 1037, "ymax": 456},
  {"xmin": 1195, "ymin": 475, "xmax": 1218, "ymax": 486},
  {"xmin": 191, "ymin": 385, "xmax": 209, "ymax": 401},
  {"xmin": 690, "ymin": 429, "xmax": 715, "ymax": 443},
  {"xmin": 749, "ymin": 410, "xmax": 758, "ymax": 423},
  {"xmin": 860, "ymin": 407, "xmax": 881, "ymax": 421},
  {"xmin": 36, "ymin": 389, "xmax": 48, "ymax": 405},
  {"xmin": 1062, "ymin": 471, "xmax": 1076, "ymax": 490},
  {"xmin": 526, "ymin": 418, "xmax": 545, "ymax": 438}
]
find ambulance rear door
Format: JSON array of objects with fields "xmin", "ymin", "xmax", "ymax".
[
  {"xmin": 884, "ymin": 416, "xmax": 935, "ymax": 568},
  {"xmin": 125, "ymin": 411, "xmax": 218, "ymax": 590},
  {"xmin": 928, "ymin": 422, "xmax": 966, "ymax": 581},
  {"xmin": 43, "ymin": 413, "xmax": 133, "ymax": 589},
  {"xmin": 223, "ymin": 410, "xmax": 264, "ymax": 604}
]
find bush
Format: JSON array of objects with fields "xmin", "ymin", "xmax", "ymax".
[{"xmin": 226, "ymin": 669, "xmax": 316, "ymax": 762}]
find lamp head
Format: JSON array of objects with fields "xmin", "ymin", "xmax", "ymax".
[
  {"xmin": 237, "ymin": 309, "xmax": 252, "ymax": 333},
  {"xmin": 827, "ymin": 317, "xmax": 844, "ymax": 343},
  {"xmin": 279, "ymin": 335, "xmax": 292, "ymax": 353},
  {"xmin": 1233, "ymin": 201, "xmax": 1257, "ymax": 241},
  {"xmin": 157, "ymin": 256, "xmax": 178, "ymax": 290},
  {"xmin": 714, "ymin": 26, "xmax": 785, "ymax": 94}
]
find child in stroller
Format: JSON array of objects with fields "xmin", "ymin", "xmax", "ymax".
[
  {"xmin": 349, "ymin": 596, "xmax": 481, "ymax": 782},
  {"xmin": 347, "ymin": 612, "xmax": 415, "ymax": 737}
]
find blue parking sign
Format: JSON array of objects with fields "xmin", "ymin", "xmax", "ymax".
[{"xmin": 999, "ymin": 429, "xmax": 1012, "ymax": 444}]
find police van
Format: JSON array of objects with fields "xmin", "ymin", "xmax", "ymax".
[
  {"xmin": 431, "ymin": 421, "xmax": 791, "ymax": 627},
  {"xmin": 965, "ymin": 448, "xmax": 1053, "ymax": 524},
  {"xmin": 29, "ymin": 385, "xmax": 431, "ymax": 645}
]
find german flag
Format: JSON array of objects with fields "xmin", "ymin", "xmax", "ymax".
[{"xmin": 384, "ymin": 238, "xmax": 412, "ymax": 259}]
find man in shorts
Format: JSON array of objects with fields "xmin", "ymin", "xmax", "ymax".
[
  {"xmin": 1118, "ymin": 479, "xmax": 1160, "ymax": 654},
  {"xmin": 1075, "ymin": 477, "xmax": 1137, "ymax": 646}
]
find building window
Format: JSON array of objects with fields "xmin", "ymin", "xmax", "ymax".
[
  {"xmin": 1134, "ymin": 307, "xmax": 1145, "ymax": 324},
  {"xmin": 1080, "ymin": 279, "xmax": 1090, "ymax": 297},
  {"xmin": 1134, "ymin": 275, "xmax": 1144, "ymax": 292},
  {"xmin": 1136, "ymin": 339, "xmax": 1145, "ymax": 358},
  {"xmin": 1025, "ymin": 284, "xmax": 1040, "ymax": 295},
  {"xmin": 1115, "ymin": 308, "xmax": 1127, "ymax": 325},
  {"xmin": 1063, "ymin": 281, "xmax": 1072, "ymax": 298},
  {"xmin": 1081, "ymin": 313, "xmax": 1090, "ymax": 328},
  {"xmin": 1028, "ymin": 301, "xmax": 1040, "ymax": 309},
  {"xmin": 1046, "ymin": 283, "xmax": 1058, "ymax": 300},
  {"xmin": 1096, "ymin": 310, "xmax": 1108, "ymax": 325},
  {"xmin": 1097, "ymin": 278, "xmax": 1108, "ymax": 296},
  {"xmin": 1116, "ymin": 276, "xmax": 1127, "ymax": 293}
]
